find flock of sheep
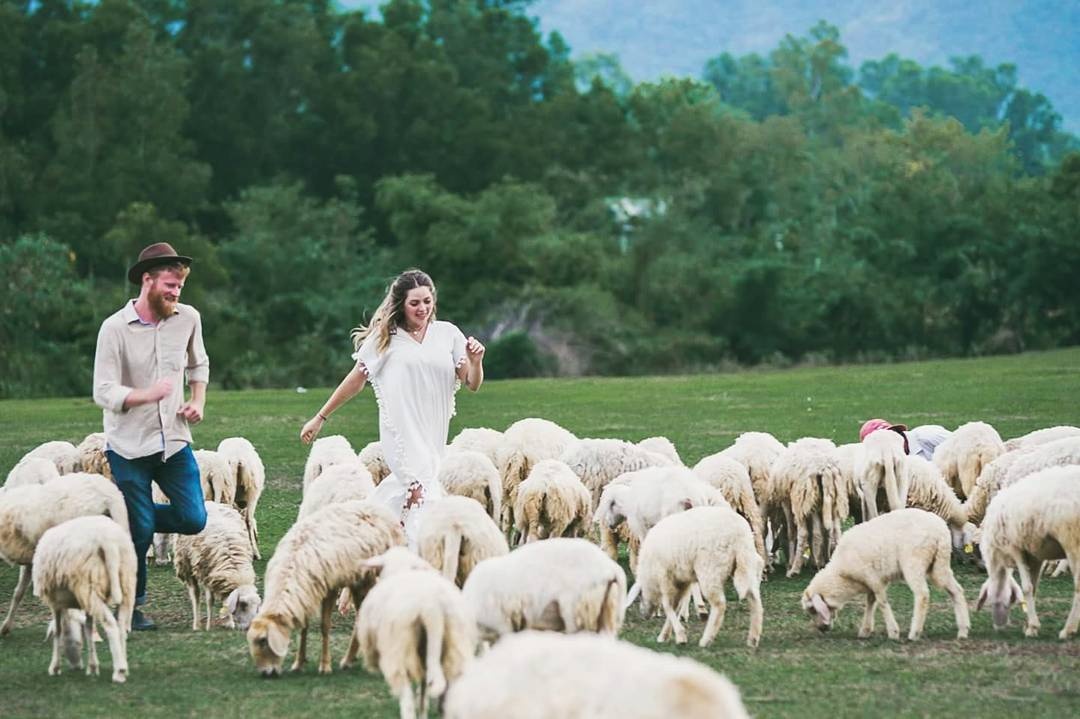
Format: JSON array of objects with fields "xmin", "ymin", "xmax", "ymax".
[{"xmin": 2, "ymin": 418, "xmax": 1079, "ymax": 718}]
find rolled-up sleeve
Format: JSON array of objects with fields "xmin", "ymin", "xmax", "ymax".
[
  {"xmin": 185, "ymin": 308, "xmax": 210, "ymax": 385},
  {"xmin": 93, "ymin": 322, "xmax": 132, "ymax": 412}
]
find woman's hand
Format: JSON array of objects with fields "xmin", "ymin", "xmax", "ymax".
[
  {"xmin": 466, "ymin": 336, "xmax": 485, "ymax": 364},
  {"xmin": 300, "ymin": 415, "xmax": 326, "ymax": 444}
]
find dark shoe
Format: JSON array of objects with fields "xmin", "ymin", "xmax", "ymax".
[{"xmin": 131, "ymin": 609, "xmax": 157, "ymax": 631}]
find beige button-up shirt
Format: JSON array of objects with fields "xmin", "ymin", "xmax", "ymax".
[{"xmin": 93, "ymin": 300, "xmax": 210, "ymax": 460}]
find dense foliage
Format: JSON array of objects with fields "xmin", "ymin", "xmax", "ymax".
[{"xmin": 1, "ymin": 1, "xmax": 1077, "ymax": 397}]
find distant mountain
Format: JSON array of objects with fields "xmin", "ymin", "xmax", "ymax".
[{"xmin": 530, "ymin": 0, "xmax": 1080, "ymax": 132}]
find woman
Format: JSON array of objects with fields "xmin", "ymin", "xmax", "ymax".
[{"xmin": 300, "ymin": 269, "xmax": 485, "ymax": 542}]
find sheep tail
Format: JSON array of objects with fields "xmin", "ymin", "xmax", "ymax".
[
  {"xmin": 107, "ymin": 491, "xmax": 131, "ymax": 536},
  {"xmin": 441, "ymin": 530, "xmax": 463, "ymax": 585},
  {"xmin": 733, "ymin": 548, "xmax": 763, "ymax": 600},
  {"xmin": 595, "ymin": 577, "xmax": 621, "ymax": 634},
  {"xmin": 422, "ymin": 607, "xmax": 448, "ymax": 699},
  {"xmin": 102, "ymin": 542, "xmax": 124, "ymax": 606},
  {"xmin": 882, "ymin": 454, "xmax": 903, "ymax": 512}
]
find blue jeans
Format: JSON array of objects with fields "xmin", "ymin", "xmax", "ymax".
[{"xmin": 106, "ymin": 445, "xmax": 207, "ymax": 605}]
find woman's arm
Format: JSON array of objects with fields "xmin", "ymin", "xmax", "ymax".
[
  {"xmin": 456, "ymin": 336, "xmax": 485, "ymax": 392},
  {"xmin": 300, "ymin": 365, "xmax": 368, "ymax": 443}
]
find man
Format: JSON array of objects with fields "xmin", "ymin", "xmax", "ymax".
[
  {"xmin": 859, "ymin": 418, "xmax": 952, "ymax": 462},
  {"xmin": 93, "ymin": 242, "xmax": 209, "ymax": 630}
]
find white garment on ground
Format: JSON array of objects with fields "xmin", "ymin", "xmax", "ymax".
[
  {"xmin": 906, "ymin": 424, "xmax": 952, "ymax": 461},
  {"xmin": 353, "ymin": 320, "xmax": 467, "ymax": 546}
]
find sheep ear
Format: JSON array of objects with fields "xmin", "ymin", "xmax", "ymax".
[
  {"xmin": 266, "ymin": 621, "xmax": 290, "ymax": 658},
  {"xmin": 361, "ymin": 554, "xmax": 387, "ymax": 573},
  {"xmin": 681, "ymin": 499, "xmax": 693, "ymax": 511},
  {"xmin": 811, "ymin": 593, "xmax": 831, "ymax": 622},
  {"xmin": 226, "ymin": 588, "xmax": 240, "ymax": 615}
]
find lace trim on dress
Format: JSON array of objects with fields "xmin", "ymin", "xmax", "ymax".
[
  {"xmin": 365, "ymin": 373, "xmax": 420, "ymax": 493},
  {"xmin": 450, "ymin": 355, "xmax": 467, "ymax": 418}
]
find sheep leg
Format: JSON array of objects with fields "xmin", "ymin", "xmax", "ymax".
[
  {"xmin": 628, "ymin": 535, "xmax": 640, "ymax": 575},
  {"xmin": 1, "ymin": 565, "xmax": 32, "ymax": 636},
  {"xmin": 1061, "ymin": 550, "xmax": 1080, "ymax": 640},
  {"xmin": 84, "ymin": 613, "xmax": 99, "ymax": 675},
  {"xmin": 318, "ymin": 595, "xmax": 335, "ymax": 674},
  {"xmin": 186, "ymin": 582, "xmax": 200, "ymax": 631},
  {"xmin": 204, "ymin": 587, "xmax": 215, "ymax": 631},
  {"xmin": 48, "ymin": 608, "xmax": 64, "ymax": 676},
  {"xmin": 858, "ymin": 592, "xmax": 877, "ymax": 638},
  {"xmin": 659, "ymin": 586, "xmax": 688, "ymax": 644},
  {"xmin": 1051, "ymin": 560, "xmax": 1071, "ymax": 578},
  {"xmin": 698, "ymin": 591, "xmax": 727, "ymax": 648},
  {"xmin": 930, "ymin": 558, "xmax": 970, "ymax": 639},
  {"xmin": 291, "ymin": 625, "xmax": 308, "ymax": 672},
  {"xmin": 786, "ymin": 515, "xmax": 809, "ymax": 577},
  {"xmin": 783, "ymin": 504, "xmax": 796, "ymax": 564},
  {"xmin": 810, "ymin": 512, "xmax": 825, "ymax": 568},
  {"xmin": 1015, "ymin": 555, "xmax": 1043, "ymax": 637},
  {"xmin": 871, "ymin": 584, "xmax": 900, "ymax": 640},
  {"xmin": 691, "ymin": 583, "xmax": 708, "ymax": 618},
  {"xmin": 245, "ymin": 505, "xmax": 261, "ymax": 560},
  {"xmin": 745, "ymin": 586, "xmax": 764, "ymax": 649},
  {"xmin": 392, "ymin": 678, "xmax": 416, "ymax": 719},
  {"xmin": 91, "ymin": 597, "xmax": 127, "ymax": 683},
  {"xmin": 904, "ymin": 574, "xmax": 931, "ymax": 641}
]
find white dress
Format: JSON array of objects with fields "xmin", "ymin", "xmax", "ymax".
[{"xmin": 352, "ymin": 320, "xmax": 467, "ymax": 545}]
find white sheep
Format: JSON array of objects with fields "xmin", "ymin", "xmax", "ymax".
[
  {"xmin": 173, "ymin": 502, "xmax": 262, "ymax": 631},
  {"xmin": 193, "ymin": 448, "xmax": 236, "ymax": 505},
  {"xmin": 691, "ymin": 452, "xmax": 767, "ymax": 563},
  {"xmin": 437, "ymin": 449, "xmax": 502, "ymax": 521},
  {"xmin": 217, "ymin": 437, "xmax": 265, "ymax": 559},
  {"xmin": 461, "ymin": 537, "xmax": 626, "ymax": 642},
  {"xmin": 962, "ymin": 446, "xmax": 1039, "ymax": 526},
  {"xmin": 353, "ymin": 548, "xmax": 477, "ymax": 719},
  {"xmin": 1004, "ymin": 425, "xmax": 1080, "ymax": 451},
  {"xmin": 443, "ymin": 631, "xmax": 750, "ymax": 719},
  {"xmin": 560, "ymin": 437, "xmax": 672, "ymax": 512},
  {"xmin": 31, "ymin": 515, "xmax": 136, "ymax": 683},
  {"xmin": 495, "ymin": 418, "xmax": 578, "ymax": 537},
  {"xmin": 635, "ymin": 436, "xmax": 683, "ymax": 465},
  {"xmin": 801, "ymin": 508, "xmax": 969, "ymax": 641},
  {"xmin": 358, "ymin": 440, "xmax": 392, "ymax": 485},
  {"xmin": 717, "ymin": 431, "xmax": 785, "ymax": 509},
  {"xmin": 4, "ymin": 457, "xmax": 61, "ymax": 488},
  {"xmin": 832, "ymin": 442, "xmax": 866, "ymax": 523},
  {"xmin": 24, "ymin": 440, "xmax": 80, "ymax": 475},
  {"xmin": 636, "ymin": 506, "xmax": 764, "ymax": 648},
  {"xmin": 857, "ymin": 427, "xmax": 907, "ymax": 518},
  {"xmin": 902, "ymin": 455, "xmax": 969, "ymax": 541},
  {"xmin": 245, "ymin": 500, "xmax": 405, "ymax": 676},
  {"xmin": 416, "ymin": 496, "xmax": 509, "ymax": 588},
  {"xmin": 448, "ymin": 427, "xmax": 504, "ymax": 468},
  {"xmin": 933, "ymin": 421, "xmax": 1006, "ymax": 499},
  {"xmin": 297, "ymin": 463, "xmax": 376, "ymax": 521},
  {"xmin": 75, "ymin": 432, "xmax": 112, "ymax": 479},
  {"xmin": 513, "ymin": 459, "xmax": 593, "ymax": 545},
  {"xmin": 1001, "ymin": 435, "xmax": 1080, "ymax": 487},
  {"xmin": 976, "ymin": 465, "xmax": 1080, "ymax": 639},
  {"xmin": 304, "ymin": 434, "xmax": 358, "ymax": 491},
  {"xmin": 0, "ymin": 472, "xmax": 129, "ymax": 637}
]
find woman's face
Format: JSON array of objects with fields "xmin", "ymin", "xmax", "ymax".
[{"xmin": 403, "ymin": 286, "xmax": 434, "ymax": 328}]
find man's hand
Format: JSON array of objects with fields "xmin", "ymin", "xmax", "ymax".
[
  {"xmin": 177, "ymin": 399, "xmax": 204, "ymax": 423},
  {"xmin": 150, "ymin": 377, "xmax": 174, "ymax": 402}
]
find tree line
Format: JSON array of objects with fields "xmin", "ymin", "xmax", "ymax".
[{"xmin": 1, "ymin": 0, "xmax": 1077, "ymax": 398}]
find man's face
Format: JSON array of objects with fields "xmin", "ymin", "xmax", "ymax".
[{"xmin": 145, "ymin": 269, "xmax": 185, "ymax": 319}]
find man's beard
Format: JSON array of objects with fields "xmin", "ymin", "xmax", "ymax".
[{"xmin": 148, "ymin": 289, "xmax": 177, "ymax": 320}]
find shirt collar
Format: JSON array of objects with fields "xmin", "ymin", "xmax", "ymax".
[{"xmin": 123, "ymin": 299, "xmax": 178, "ymax": 326}]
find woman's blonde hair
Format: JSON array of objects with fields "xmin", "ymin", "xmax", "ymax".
[{"xmin": 351, "ymin": 269, "xmax": 437, "ymax": 354}]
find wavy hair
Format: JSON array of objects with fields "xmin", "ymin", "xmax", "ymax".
[{"xmin": 350, "ymin": 269, "xmax": 437, "ymax": 354}]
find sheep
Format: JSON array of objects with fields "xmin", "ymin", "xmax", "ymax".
[
  {"xmin": 303, "ymin": 434, "xmax": 357, "ymax": 492},
  {"xmin": 1001, "ymin": 435, "xmax": 1080, "ymax": 487},
  {"xmin": 358, "ymin": 440, "xmax": 392, "ymax": 486},
  {"xmin": 437, "ymin": 449, "xmax": 502, "ymax": 521},
  {"xmin": 495, "ymin": 418, "xmax": 578, "ymax": 538},
  {"xmin": 217, "ymin": 437, "xmax": 265, "ymax": 560},
  {"xmin": 636, "ymin": 436, "xmax": 683, "ymax": 465},
  {"xmin": 193, "ymin": 448, "xmax": 236, "ymax": 505},
  {"xmin": 1004, "ymin": 425, "xmax": 1080, "ymax": 451},
  {"xmin": 636, "ymin": 506, "xmax": 764, "ymax": 648},
  {"xmin": 354, "ymin": 548, "xmax": 477, "ymax": 719},
  {"xmin": 246, "ymin": 500, "xmax": 405, "ymax": 676},
  {"xmin": 298, "ymin": 463, "xmax": 376, "ymax": 521},
  {"xmin": 24, "ymin": 440, "xmax": 80, "ymax": 475},
  {"xmin": 832, "ymin": 442, "xmax": 866, "ymax": 523},
  {"xmin": 416, "ymin": 496, "xmax": 509, "ymax": 588},
  {"xmin": 976, "ymin": 465, "xmax": 1080, "ymax": 639},
  {"xmin": 4, "ymin": 457, "xmax": 61, "ymax": 489},
  {"xmin": 75, "ymin": 432, "xmax": 112, "ymax": 479},
  {"xmin": 717, "ymin": 431, "xmax": 785, "ymax": 509},
  {"xmin": 443, "ymin": 631, "xmax": 750, "ymax": 719},
  {"xmin": 933, "ymin": 421, "xmax": 1006, "ymax": 499},
  {"xmin": 902, "ymin": 455, "xmax": 969, "ymax": 540},
  {"xmin": 691, "ymin": 453, "xmax": 767, "ymax": 563},
  {"xmin": 0, "ymin": 472, "xmax": 129, "ymax": 637},
  {"xmin": 801, "ymin": 508, "xmax": 969, "ymax": 641},
  {"xmin": 448, "ymin": 427, "xmax": 504, "ymax": 468},
  {"xmin": 173, "ymin": 501, "xmax": 262, "ymax": 631},
  {"xmin": 560, "ymin": 438, "xmax": 672, "ymax": 512},
  {"xmin": 962, "ymin": 446, "xmax": 1040, "ymax": 526},
  {"xmin": 513, "ymin": 460, "xmax": 593, "ymax": 545},
  {"xmin": 857, "ymin": 428, "xmax": 907, "ymax": 518},
  {"xmin": 461, "ymin": 537, "xmax": 626, "ymax": 642},
  {"xmin": 31, "ymin": 515, "xmax": 136, "ymax": 683}
]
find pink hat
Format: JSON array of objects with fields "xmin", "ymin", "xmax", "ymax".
[{"xmin": 859, "ymin": 418, "xmax": 908, "ymax": 442}]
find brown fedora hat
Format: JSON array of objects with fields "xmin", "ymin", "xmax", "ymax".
[{"xmin": 127, "ymin": 242, "xmax": 192, "ymax": 285}]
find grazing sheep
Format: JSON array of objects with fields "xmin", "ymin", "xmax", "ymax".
[
  {"xmin": 857, "ymin": 428, "xmax": 907, "ymax": 518},
  {"xmin": 1001, "ymin": 435, "xmax": 1080, "ymax": 487},
  {"xmin": 801, "ymin": 508, "xmax": 969, "ymax": 641},
  {"xmin": 514, "ymin": 460, "xmax": 593, "ymax": 545},
  {"xmin": 246, "ymin": 501, "xmax": 405, "ymax": 676},
  {"xmin": 462, "ymin": 538, "xmax": 626, "ymax": 642},
  {"xmin": 0, "ymin": 472, "xmax": 129, "ymax": 637},
  {"xmin": 976, "ymin": 466, "xmax": 1080, "ymax": 639},
  {"xmin": 962, "ymin": 446, "xmax": 1039, "ymax": 526},
  {"xmin": 636, "ymin": 506, "xmax": 764, "ymax": 648},
  {"xmin": 1004, "ymin": 425, "xmax": 1080, "ymax": 452},
  {"xmin": 691, "ymin": 453, "xmax": 767, "ymax": 563},
  {"xmin": 636, "ymin": 436, "xmax": 683, "ymax": 465},
  {"xmin": 495, "ymin": 418, "xmax": 578, "ymax": 537},
  {"xmin": 358, "ymin": 440, "xmax": 392, "ymax": 485},
  {"xmin": 448, "ymin": 427, "xmax": 504, "ymax": 468},
  {"xmin": 173, "ymin": 502, "xmax": 262, "ymax": 631},
  {"xmin": 717, "ymin": 431, "xmax": 785, "ymax": 509},
  {"xmin": 217, "ymin": 437, "xmax": 265, "ymax": 560},
  {"xmin": 193, "ymin": 449, "xmax": 236, "ymax": 505},
  {"xmin": 561, "ymin": 438, "xmax": 672, "ymax": 512},
  {"xmin": 832, "ymin": 443, "xmax": 866, "ymax": 523},
  {"xmin": 934, "ymin": 421, "xmax": 1006, "ymax": 499},
  {"xmin": 354, "ymin": 548, "xmax": 477, "ymax": 719},
  {"xmin": 303, "ymin": 435, "xmax": 358, "ymax": 492},
  {"xmin": 4, "ymin": 457, "xmax": 61, "ymax": 489},
  {"xmin": 902, "ymin": 455, "xmax": 969, "ymax": 539},
  {"xmin": 24, "ymin": 440, "xmax": 80, "ymax": 475},
  {"xmin": 298, "ymin": 464, "xmax": 376, "ymax": 521},
  {"xmin": 437, "ymin": 450, "xmax": 502, "ymax": 521},
  {"xmin": 32, "ymin": 515, "xmax": 136, "ymax": 683},
  {"xmin": 416, "ymin": 496, "xmax": 509, "ymax": 588},
  {"xmin": 75, "ymin": 432, "xmax": 111, "ymax": 479},
  {"xmin": 443, "ymin": 631, "xmax": 750, "ymax": 719}
]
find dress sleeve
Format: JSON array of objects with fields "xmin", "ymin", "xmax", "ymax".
[
  {"xmin": 450, "ymin": 323, "xmax": 468, "ymax": 369},
  {"xmin": 351, "ymin": 334, "xmax": 386, "ymax": 379}
]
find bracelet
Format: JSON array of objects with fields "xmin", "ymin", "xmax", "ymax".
[{"xmin": 317, "ymin": 412, "xmax": 329, "ymax": 422}]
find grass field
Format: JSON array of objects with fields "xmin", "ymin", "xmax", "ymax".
[{"xmin": 2, "ymin": 348, "xmax": 1080, "ymax": 717}]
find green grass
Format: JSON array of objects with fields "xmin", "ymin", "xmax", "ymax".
[{"xmin": 2, "ymin": 348, "xmax": 1080, "ymax": 717}]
